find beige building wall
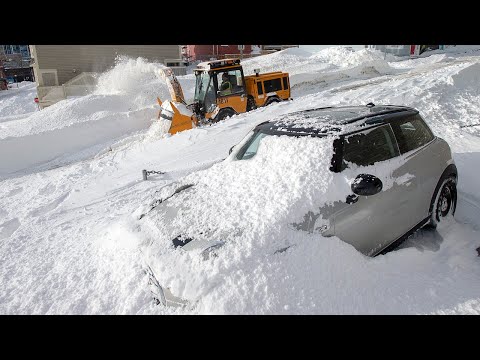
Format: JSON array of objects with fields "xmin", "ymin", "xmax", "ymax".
[{"xmin": 30, "ymin": 45, "xmax": 181, "ymax": 86}]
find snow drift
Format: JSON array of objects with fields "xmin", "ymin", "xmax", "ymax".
[{"xmin": 0, "ymin": 82, "xmax": 38, "ymax": 122}]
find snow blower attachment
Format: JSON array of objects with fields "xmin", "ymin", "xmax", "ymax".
[
  {"xmin": 157, "ymin": 68, "xmax": 197, "ymax": 135},
  {"xmin": 157, "ymin": 58, "xmax": 292, "ymax": 135}
]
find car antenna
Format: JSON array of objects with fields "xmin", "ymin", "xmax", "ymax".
[{"xmin": 366, "ymin": 102, "xmax": 375, "ymax": 108}]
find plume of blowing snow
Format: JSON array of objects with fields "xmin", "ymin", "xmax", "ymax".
[{"xmin": 94, "ymin": 56, "xmax": 171, "ymax": 108}]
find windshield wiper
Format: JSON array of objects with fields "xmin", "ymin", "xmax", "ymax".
[{"xmin": 138, "ymin": 184, "xmax": 194, "ymax": 220}]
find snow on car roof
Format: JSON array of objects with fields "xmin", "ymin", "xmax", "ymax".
[{"xmin": 262, "ymin": 105, "xmax": 416, "ymax": 135}]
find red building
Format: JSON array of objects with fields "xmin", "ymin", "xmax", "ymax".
[{"xmin": 186, "ymin": 45, "xmax": 254, "ymax": 61}]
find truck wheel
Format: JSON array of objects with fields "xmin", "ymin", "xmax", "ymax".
[
  {"xmin": 265, "ymin": 96, "xmax": 281, "ymax": 106},
  {"xmin": 213, "ymin": 108, "xmax": 236, "ymax": 123}
]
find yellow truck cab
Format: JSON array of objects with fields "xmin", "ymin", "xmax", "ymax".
[{"xmin": 193, "ymin": 58, "xmax": 291, "ymax": 122}]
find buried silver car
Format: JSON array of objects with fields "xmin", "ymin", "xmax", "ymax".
[{"xmin": 136, "ymin": 104, "xmax": 457, "ymax": 307}]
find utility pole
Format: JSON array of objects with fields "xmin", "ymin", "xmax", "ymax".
[{"xmin": 238, "ymin": 45, "xmax": 244, "ymax": 59}]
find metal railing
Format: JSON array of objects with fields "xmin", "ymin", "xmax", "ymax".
[{"xmin": 36, "ymin": 72, "xmax": 99, "ymax": 109}]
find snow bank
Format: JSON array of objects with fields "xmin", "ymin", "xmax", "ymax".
[
  {"xmin": 449, "ymin": 61, "xmax": 480, "ymax": 88},
  {"xmin": 0, "ymin": 108, "xmax": 153, "ymax": 176},
  {"xmin": 310, "ymin": 47, "xmax": 385, "ymax": 68},
  {"xmin": 241, "ymin": 47, "xmax": 314, "ymax": 75},
  {"xmin": 0, "ymin": 82, "xmax": 38, "ymax": 121},
  {"xmin": 289, "ymin": 59, "xmax": 394, "ymax": 97},
  {"xmin": 388, "ymin": 53, "xmax": 448, "ymax": 69},
  {"xmin": 243, "ymin": 47, "xmax": 390, "ymax": 78}
]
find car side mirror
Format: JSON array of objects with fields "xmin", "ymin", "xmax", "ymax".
[
  {"xmin": 351, "ymin": 174, "xmax": 383, "ymax": 196},
  {"xmin": 229, "ymin": 146, "xmax": 234, "ymax": 155}
]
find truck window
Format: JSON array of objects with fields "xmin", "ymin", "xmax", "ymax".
[
  {"xmin": 257, "ymin": 82, "xmax": 264, "ymax": 95},
  {"xmin": 217, "ymin": 69, "xmax": 244, "ymax": 96},
  {"xmin": 283, "ymin": 77, "xmax": 288, "ymax": 90},
  {"xmin": 264, "ymin": 78, "xmax": 282, "ymax": 93}
]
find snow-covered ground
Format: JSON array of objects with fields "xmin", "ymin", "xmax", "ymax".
[
  {"xmin": 1, "ymin": 46, "xmax": 480, "ymax": 314},
  {"xmin": 0, "ymin": 82, "xmax": 38, "ymax": 122}
]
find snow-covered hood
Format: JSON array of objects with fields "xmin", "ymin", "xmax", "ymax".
[
  {"xmin": 135, "ymin": 135, "xmax": 355, "ymax": 253},
  {"xmin": 136, "ymin": 183, "xmax": 219, "ymax": 252}
]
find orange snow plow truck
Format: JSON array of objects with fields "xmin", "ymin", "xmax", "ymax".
[{"xmin": 157, "ymin": 58, "xmax": 291, "ymax": 135}]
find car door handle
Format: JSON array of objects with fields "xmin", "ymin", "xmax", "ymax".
[{"xmin": 346, "ymin": 194, "xmax": 359, "ymax": 204}]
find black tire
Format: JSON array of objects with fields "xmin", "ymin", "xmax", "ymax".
[
  {"xmin": 265, "ymin": 96, "xmax": 281, "ymax": 106},
  {"xmin": 426, "ymin": 175, "xmax": 457, "ymax": 229},
  {"xmin": 247, "ymin": 96, "xmax": 257, "ymax": 111},
  {"xmin": 213, "ymin": 108, "xmax": 236, "ymax": 123}
]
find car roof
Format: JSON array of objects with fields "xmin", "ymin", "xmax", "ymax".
[{"xmin": 257, "ymin": 104, "xmax": 419, "ymax": 136}]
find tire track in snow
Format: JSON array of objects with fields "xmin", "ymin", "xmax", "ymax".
[
  {"xmin": 28, "ymin": 192, "xmax": 71, "ymax": 218},
  {"xmin": 329, "ymin": 59, "xmax": 475, "ymax": 95}
]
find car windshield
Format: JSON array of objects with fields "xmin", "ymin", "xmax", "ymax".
[
  {"xmin": 236, "ymin": 131, "xmax": 271, "ymax": 160},
  {"xmin": 235, "ymin": 128, "xmax": 328, "ymax": 161}
]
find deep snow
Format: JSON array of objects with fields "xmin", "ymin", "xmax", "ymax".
[
  {"xmin": 1, "ymin": 46, "xmax": 480, "ymax": 314},
  {"xmin": 0, "ymin": 82, "xmax": 38, "ymax": 122}
]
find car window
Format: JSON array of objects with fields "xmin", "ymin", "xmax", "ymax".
[
  {"xmin": 390, "ymin": 114, "xmax": 434, "ymax": 154},
  {"xmin": 341, "ymin": 124, "xmax": 399, "ymax": 170}
]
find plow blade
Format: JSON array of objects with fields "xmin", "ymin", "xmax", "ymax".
[{"xmin": 158, "ymin": 100, "xmax": 196, "ymax": 135}]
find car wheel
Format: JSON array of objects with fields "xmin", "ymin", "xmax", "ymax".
[{"xmin": 427, "ymin": 175, "xmax": 457, "ymax": 229}]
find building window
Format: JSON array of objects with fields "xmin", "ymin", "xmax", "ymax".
[{"xmin": 19, "ymin": 45, "xmax": 30, "ymax": 58}]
